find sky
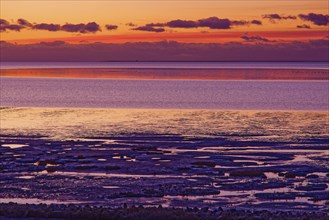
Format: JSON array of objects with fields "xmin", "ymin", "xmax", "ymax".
[{"xmin": 1, "ymin": 0, "xmax": 328, "ymax": 61}]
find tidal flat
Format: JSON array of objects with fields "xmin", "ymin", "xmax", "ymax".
[{"xmin": 0, "ymin": 108, "xmax": 328, "ymax": 217}]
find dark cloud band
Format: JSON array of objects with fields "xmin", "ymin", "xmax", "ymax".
[
  {"xmin": 132, "ymin": 16, "xmax": 263, "ymax": 32},
  {"xmin": 1, "ymin": 19, "xmax": 102, "ymax": 33},
  {"xmin": 262, "ymin": 14, "xmax": 297, "ymax": 21}
]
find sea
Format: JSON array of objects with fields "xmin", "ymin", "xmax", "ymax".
[{"xmin": 0, "ymin": 61, "xmax": 328, "ymax": 110}]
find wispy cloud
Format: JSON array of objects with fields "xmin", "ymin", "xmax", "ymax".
[
  {"xmin": 297, "ymin": 24, "xmax": 311, "ymax": 29},
  {"xmin": 17, "ymin": 18, "xmax": 32, "ymax": 27},
  {"xmin": 240, "ymin": 33, "xmax": 271, "ymax": 42},
  {"xmin": 126, "ymin": 22, "xmax": 137, "ymax": 27},
  {"xmin": 262, "ymin": 14, "xmax": 297, "ymax": 22},
  {"xmin": 133, "ymin": 26, "xmax": 165, "ymax": 32}
]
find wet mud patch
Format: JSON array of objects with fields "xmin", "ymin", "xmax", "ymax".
[
  {"xmin": 0, "ymin": 109, "xmax": 328, "ymax": 212},
  {"xmin": 0, "ymin": 132, "xmax": 328, "ymax": 211}
]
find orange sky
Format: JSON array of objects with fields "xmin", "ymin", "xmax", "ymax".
[
  {"xmin": 6, "ymin": 30, "xmax": 328, "ymax": 45},
  {"xmin": 1, "ymin": 0, "xmax": 328, "ymax": 44}
]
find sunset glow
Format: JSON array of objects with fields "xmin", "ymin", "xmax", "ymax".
[
  {"xmin": 1, "ymin": 0, "xmax": 328, "ymax": 44},
  {"xmin": 1, "ymin": 1, "xmax": 329, "ymax": 217}
]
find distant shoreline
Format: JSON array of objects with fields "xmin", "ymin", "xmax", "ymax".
[{"xmin": 2, "ymin": 60, "xmax": 329, "ymax": 62}]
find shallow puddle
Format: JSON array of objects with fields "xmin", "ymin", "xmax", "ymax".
[
  {"xmin": 102, "ymin": 186, "xmax": 121, "ymax": 189},
  {"xmin": 2, "ymin": 144, "xmax": 28, "ymax": 149},
  {"xmin": 16, "ymin": 175, "xmax": 35, "ymax": 179}
]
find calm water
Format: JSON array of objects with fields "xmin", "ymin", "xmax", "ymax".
[
  {"xmin": 1, "ymin": 77, "xmax": 328, "ymax": 110},
  {"xmin": 1, "ymin": 61, "xmax": 328, "ymax": 69}
]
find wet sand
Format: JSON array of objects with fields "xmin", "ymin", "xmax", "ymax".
[
  {"xmin": 1, "ymin": 68, "xmax": 329, "ymax": 80},
  {"xmin": 0, "ymin": 107, "xmax": 328, "ymax": 217},
  {"xmin": 0, "ymin": 203, "xmax": 328, "ymax": 220}
]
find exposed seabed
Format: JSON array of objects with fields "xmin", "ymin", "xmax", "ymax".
[{"xmin": 0, "ymin": 108, "xmax": 328, "ymax": 218}]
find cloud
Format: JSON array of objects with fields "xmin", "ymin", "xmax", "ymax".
[
  {"xmin": 1, "ymin": 39, "xmax": 328, "ymax": 62},
  {"xmin": 166, "ymin": 19, "xmax": 198, "ymax": 28},
  {"xmin": 0, "ymin": 19, "xmax": 9, "ymax": 25},
  {"xmin": 136, "ymin": 16, "xmax": 261, "ymax": 32},
  {"xmin": 251, "ymin": 20, "xmax": 262, "ymax": 25},
  {"xmin": 61, "ymin": 22, "xmax": 101, "ymax": 33},
  {"xmin": 34, "ymin": 22, "xmax": 101, "ymax": 33},
  {"xmin": 83, "ymin": 22, "xmax": 101, "ymax": 33},
  {"xmin": 298, "ymin": 13, "xmax": 329, "ymax": 26},
  {"xmin": 198, "ymin": 17, "xmax": 232, "ymax": 29},
  {"xmin": 263, "ymin": 14, "xmax": 297, "ymax": 21},
  {"xmin": 133, "ymin": 26, "xmax": 165, "ymax": 32},
  {"xmin": 144, "ymin": 23, "xmax": 165, "ymax": 27},
  {"xmin": 33, "ymin": 23, "xmax": 61, "ymax": 31},
  {"xmin": 231, "ymin": 20, "xmax": 249, "ymax": 26},
  {"xmin": 196, "ymin": 17, "xmax": 257, "ymax": 29},
  {"xmin": 5, "ymin": 25, "xmax": 24, "ymax": 31},
  {"xmin": 262, "ymin": 12, "xmax": 328, "ymax": 26},
  {"xmin": 240, "ymin": 34, "xmax": 271, "ymax": 42},
  {"xmin": 297, "ymin": 24, "xmax": 311, "ymax": 29},
  {"xmin": 1, "ymin": 19, "xmax": 102, "ymax": 33},
  {"xmin": 61, "ymin": 23, "xmax": 85, "ymax": 32},
  {"xmin": 105, "ymin": 24, "xmax": 118, "ymax": 30},
  {"xmin": 0, "ymin": 19, "xmax": 25, "ymax": 32},
  {"xmin": 126, "ymin": 22, "xmax": 137, "ymax": 27},
  {"xmin": 131, "ymin": 13, "xmax": 327, "ymax": 32},
  {"xmin": 17, "ymin": 18, "xmax": 32, "ymax": 27}
]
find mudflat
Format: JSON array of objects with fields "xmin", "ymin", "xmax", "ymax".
[{"xmin": 0, "ymin": 108, "xmax": 328, "ymax": 213}]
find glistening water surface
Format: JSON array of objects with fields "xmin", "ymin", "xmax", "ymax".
[{"xmin": 1, "ymin": 77, "xmax": 328, "ymax": 110}]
